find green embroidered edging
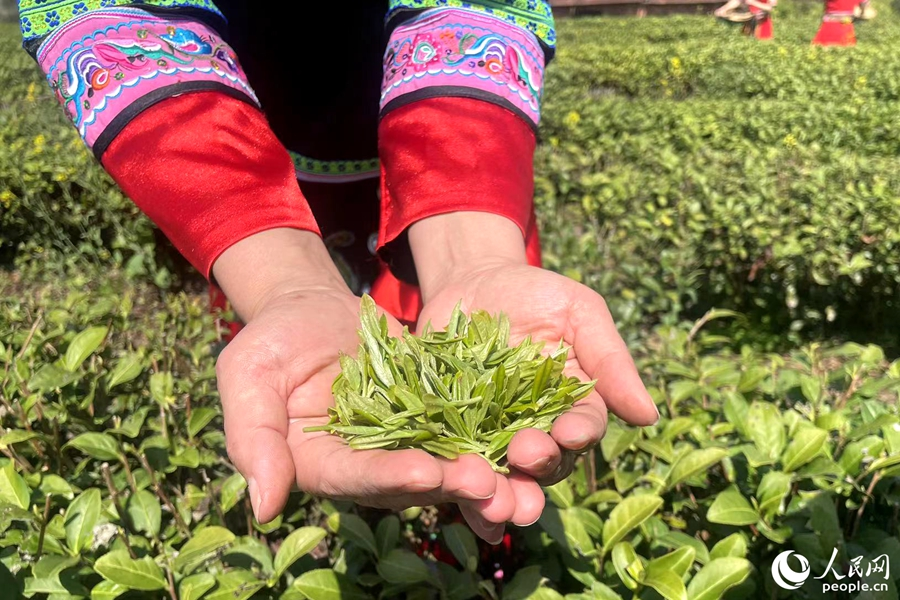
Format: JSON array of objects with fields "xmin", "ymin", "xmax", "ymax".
[
  {"xmin": 387, "ymin": 0, "xmax": 556, "ymax": 48},
  {"xmin": 290, "ymin": 153, "xmax": 380, "ymax": 177},
  {"xmin": 19, "ymin": 0, "xmax": 223, "ymax": 41}
]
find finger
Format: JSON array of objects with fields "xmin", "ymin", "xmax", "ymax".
[
  {"xmin": 507, "ymin": 428, "xmax": 562, "ymax": 479},
  {"xmin": 217, "ymin": 345, "xmax": 295, "ymax": 524},
  {"xmin": 534, "ymin": 450, "xmax": 577, "ymax": 487},
  {"xmin": 566, "ymin": 287, "xmax": 659, "ymax": 426},
  {"xmin": 460, "ymin": 502, "xmax": 505, "ymax": 545},
  {"xmin": 437, "ymin": 454, "xmax": 498, "ymax": 501},
  {"xmin": 288, "ymin": 422, "xmax": 444, "ymax": 499},
  {"xmin": 468, "ymin": 472, "xmax": 516, "ymax": 525},
  {"xmin": 508, "ymin": 471, "xmax": 546, "ymax": 526},
  {"xmin": 550, "ymin": 389, "xmax": 609, "ymax": 451}
]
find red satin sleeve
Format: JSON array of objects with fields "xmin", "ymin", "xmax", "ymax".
[
  {"xmin": 101, "ymin": 91, "xmax": 320, "ymax": 278},
  {"xmin": 377, "ymin": 97, "xmax": 538, "ymax": 258}
]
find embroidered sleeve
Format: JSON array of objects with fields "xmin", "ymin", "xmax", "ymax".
[
  {"xmin": 21, "ymin": 2, "xmax": 256, "ymax": 158},
  {"xmin": 381, "ymin": 0, "xmax": 554, "ymax": 129}
]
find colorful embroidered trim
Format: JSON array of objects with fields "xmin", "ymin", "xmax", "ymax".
[
  {"xmin": 387, "ymin": 0, "xmax": 555, "ymax": 50},
  {"xmin": 381, "ymin": 8, "xmax": 545, "ymax": 127},
  {"xmin": 290, "ymin": 153, "xmax": 381, "ymax": 184},
  {"xmin": 36, "ymin": 8, "xmax": 256, "ymax": 154},
  {"xmin": 19, "ymin": 0, "xmax": 222, "ymax": 42}
]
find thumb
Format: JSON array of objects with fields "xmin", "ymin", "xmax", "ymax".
[{"xmin": 217, "ymin": 347, "xmax": 295, "ymax": 524}]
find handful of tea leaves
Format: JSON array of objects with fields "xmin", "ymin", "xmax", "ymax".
[{"xmin": 305, "ymin": 296, "xmax": 596, "ymax": 473}]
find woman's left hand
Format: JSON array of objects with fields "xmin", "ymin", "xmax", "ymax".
[{"xmin": 416, "ymin": 260, "xmax": 659, "ymax": 541}]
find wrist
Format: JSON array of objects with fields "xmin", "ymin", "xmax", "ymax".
[
  {"xmin": 408, "ymin": 212, "xmax": 527, "ymax": 302},
  {"xmin": 211, "ymin": 228, "xmax": 351, "ymax": 322}
]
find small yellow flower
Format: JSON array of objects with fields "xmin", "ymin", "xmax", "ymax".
[
  {"xmin": 26, "ymin": 82, "xmax": 36, "ymax": 103},
  {"xmin": 0, "ymin": 190, "xmax": 14, "ymax": 208},
  {"xmin": 783, "ymin": 133, "xmax": 797, "ymax": 148},
  {"xmin": 563, "ymin": 111, "xmax": 581, "ymax": 128}
]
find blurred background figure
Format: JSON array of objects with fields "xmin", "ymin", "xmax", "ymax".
[
  {"xmin": 813, "ymin": 0, "xmax": 874, "ymax": 45},
  {"xmin": 715, "ymin": 0, "xmax": 777, "ymax": 39}
]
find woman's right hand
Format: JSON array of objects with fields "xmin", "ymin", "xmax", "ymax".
[{"xmin": 212, "ymin": 229, "xmax": 507, "ymax": 539}]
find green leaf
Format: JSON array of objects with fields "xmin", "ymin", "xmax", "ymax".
[
  {"xmin": 502, "ymin": 565, "xmax": 542, "ymax": 600},
  {"xmin": 106, "ymin": 351, "xmax": 145, "ymax": 390},
  {"xmin": 799, "ymin": 375, "xmax": 821, "ymax": 404},
  {"xmin": 643, "ymin": 564, "xmax": 686, "ymax": 600},
  {"xmin": 63, "ymin": 326, "xmax": 108, "ymax": 372},
  {"xmin": 709, "ymin": 534, "xmax": 748, "ymax": 560},
  {"xmin": 149, "ymin": 371, "xmax": 174, "ymax": 405},
  {"xmin": 273, "ymin": 526, "xmax": 328, "ymax": 580},
  {"xmin": 601, "ymin": 494, "xmax": 663, "ymax": 552},
  {"xmin": 188, "ymin": 407, "xmax": 218, "ymax": 438},
  {"xmin": 327, "ymin": 512, "xmax": 378, "ymax": 556},
  {"xmin": 290, "ymin": 569, "xmax": 370, "ymax": 600},
  {"xmin": 546, "ymin": 480, "xmax": 574, "ymax": 509},
  {"xmin": 65, "ymin": 488, "xmax": 101, "ymax": 554},
  {"xmin": 376, "ymin": 549, "xmax": 431, "ymax": 585},
  {"xmin": 28, "ymin": 363, "xmax": 78, "ymax": 392},
  {"xmin": 91, "ymin": 580, "xmax": 128, "ymax": 600},
  {"xmin": 40, "ymin": 474, "xmax": 74, "ymax": 500},
  {"xmin": 667, "ymin": 448, "xmax": 727, "ymax": 488},
  {"xmin": 112, "ymin": 406, "xmax": 150, "ymax": 438},
  {"xmin": 126, "ymin": 490, "xmax": 161, "ymax": 538},
  {"xmin": 65, "ymin": 432, "xmax": 121, "ymax": 461},
  {"xmin": 782, "ymin": 427, "xmax": 828, "ymax": 472},
  {"xmin": 611, "ymin": 542, "xmax": 643, "ymax": 591},
  {"xmin": 756, "ymin": 471, "xmax": 792, "ymax": 520},
  {"xmin": 442, "ymin": 523, "xmax": 479, "ymax": 573},
  {"xmin": 706, "ymin": 487, "xmax": 758, "ymax": 526},
  {"xmin": 94, "ymin": 551, "xmax": 166, "ymax": 591},
  {"xmin": 600, "ymin": 422, "xmax": 639, "ymax": 462},
  {"xmin": 205, "ymin": 569, "xmax": 265, "ymax": 600},
  {"xmin": 179, "ymin": 573, "xmax": 216, "ymax": 600},
  {"xmin": 174, "ymin": 526, "xmax": 237, "ymax": 573},
  {"xmin": 658, "ymin": 532, "xmax": 709, "ymax": 565},
  {"xmin": 746, "ymin": 402, "xmax": 785, "ymax": 461},
  {"xmin": 219, "ymin": 473, "xmax": 247, "ymax": 513},
  {"xmin": 0, "ymin": 463, "xmax": 30, "ymax": 510},
  {"xmin": 646, "ymin": 547, "xmax": 696, "ymax": 578},
  {"xmin": 636, "ymin": 437, "xmax": 675, "ymax": 463},
  {"xmin": 33, "ymin": 555, "xmax": 81, "ymax": 579},
  {"xmin": 685, "ymin": 558, "xmax": 751, "ymax": 600},
  {"xmin": 0, "ymin": 430, "xmax": 39, "ymax": 450},
  {"xmin": 376, "ymin": 515, "xmax": 400, "ymax": 558},
  {"xmin": 224, "ymin": 537, "xmax": 275, "ymax": 577}
]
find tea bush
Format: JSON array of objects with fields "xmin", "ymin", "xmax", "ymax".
[{"xmin": 2, "ymin": 275, "xmax": 899, "ymax": 599}]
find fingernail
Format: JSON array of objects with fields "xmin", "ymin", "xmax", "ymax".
[
  {"xmin": 522, "ymin": 456, "xmax": 556, "ymax": 471},
  {"xmin": 247, "ymin": 477, "xmax": 261, "ymax": 518},
  {"xmin": 486, "ymin": 526, "xmax": 505, "ymax": 546},
  {"xmin": 457, "ymin": 488, "xmax": 494, "ymax": 501}
]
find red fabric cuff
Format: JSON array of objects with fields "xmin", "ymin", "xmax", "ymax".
[
  {"xmin": 102, "ymin": 91, "xmax": 320, "ymax": 278},
  {"xmin": 377, "ymin": 97, "xmax": 536, "ymax": 252}
]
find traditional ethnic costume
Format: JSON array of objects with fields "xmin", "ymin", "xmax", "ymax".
[
  {"xmin": 747, "ymin": 0, "xmax": 774, "ymax": 39},
  {"xmin": 17, "ymin": 1, "xmax": 553, "ymax": 329},
  {"xmin": 813, "ymin": 0, "xmax": 861, "ymax": 45}
]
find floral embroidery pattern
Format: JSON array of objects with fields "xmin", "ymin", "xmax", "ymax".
[
  {"xmin": 387, "ymin": 0, "xmax": 556, "ymax": 49},
  {"xmin": 37, "ymin": 8, "xmax": 255, "ymax": 151},
  {"xmin": 381, "ymin": 8, "xmax": 545, "ymax": 126},
  {"xmin": 18, "ymin": 0, "xmax": 222, "ymax": 42}
]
